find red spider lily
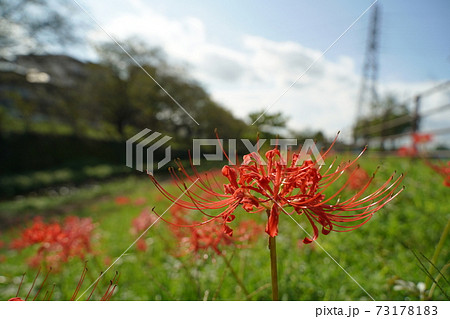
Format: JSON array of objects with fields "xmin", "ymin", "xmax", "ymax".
[
  {"xmin": 130, "ymin": 208, "xmax": 159, "ymax": 252},
  {"xmin": 168, "ymin": 204, "xmax": 263, "ymax": 256},
  {"xmin": 346, "ymin": 166, "xmax": 371, "ymax": 190},
  {"xmin": 115, "ymin": 196, "xmax": 130, "ymax": 205},
  {"xmin": 131, "ymin": 208, "xmax": 158, "ymax": 235},
  {"xmin": 426, "ymin": 160, "xmax": 450, "ymax": 187},
  {"xmin": 397, "ymin": 146, "xmax": 418, "ymax": 157},
  {"xmin": 149, "ymin": 135, "xmax": 404, "ymax": 244},
  {"xmin": 10, "ymin": 218, "xmax": 64, "ymax": 249},
  {"xmin": 8, "ymin": 264, "xmax": 119, "ymax": 301},
  {"xmin": 10, "ymin": 217, "xmax": 96, "ymax": 269},
  {"xmin": 412, "ymin": 132, "xmax": 433, "ymax": 144},
  {"xmin": 135, "ymin": 239, "xmax": 148, "ymax": 252},
  {"xmin": 134, "ymin": 197, "xmax": 147, "ymax": 206}
]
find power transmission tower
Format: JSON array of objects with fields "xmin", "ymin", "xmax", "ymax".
[{"xmin": 353, "ymin": 4, "xmax": 380, "ymax": 145}]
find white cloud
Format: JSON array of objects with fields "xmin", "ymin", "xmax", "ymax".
[
  {"xmin": 88, "ymin": 3, "xmax": 206, "ymax": 62},
  {"xmin": 87, "ymin": 2, "xmax": 449, "ymax": 143}
]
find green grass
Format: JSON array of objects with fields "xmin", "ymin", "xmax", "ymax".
[
  {"xmin": 0, "ymin": 156, "xmax": 448, "ymax": 301},
  {"xmin": 0, "ymin": 164, "xmax": 131, "ymax": 198}
]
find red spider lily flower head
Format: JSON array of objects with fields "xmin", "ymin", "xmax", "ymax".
[
  {"xmin": 426, "ymin": 160, "xmax": 450, "ymax": 187},
  {"xmin": 346, "ymin": 166, "xmax": 371, "ymax": 190},
  {"xmin": 135, "ymin": 239, "xmax": 148, "ymax": 252},
  {"xmin": 131, "ymin": 208, "xmax": 158, "ymax": 235},
  {"xmin": 397, "ymin": 146, "xmax": 418, "ymax": 157},
  {"xmin": 130, "ymin": 208, "xmax": 159, "ymax": 252},
  {"xmin": 134, "ymin": 197, "xmax": 147, "ymax": 206},
  {"xmin": 149, "ymin": 133, "xmax": 404, "ymax": 244},
  {"xmin": 174, "ymin": 219, "xmax": 235, "ymax": 256},
  {"xmin": 8, "ymin": 263, "xmax": 119, "ymax": 301},
  {"xmin": 62, "ymin": 216, "xmax": 96, "ymax": 259},
  {"xmin": 115, "ymin": 196, "xmax": 130, "ymax": 205},
  {"xmin": 10, "ymin": 217, "xmax": 96, "ymax": 269},
  {"xmin": 234, "ymin": 219, "xmax": 265, "ymax": 244},
  {"xmin": 8, "ymin": 297, "xmax": 24, "ymax": 301},
  {"xmin": 412, "ymin": 132, "xmax": 433, "ymax": 144},
  {"xmin": 10, "ymin": 217, "xmax": 64, "ymax": 249},
  {"xmin": 168, "ymin": 205, "xmax": 263, "ymax": 256}
]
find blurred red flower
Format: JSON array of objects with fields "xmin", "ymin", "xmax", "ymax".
[
  {"xmin": 131, "ymin": 208, "xmax": 158, "ymax": 235},
  {"xmin": 130, "ymin": 208, "xmax": 158, "ymax": 252},
  {"xmin": 168, "ymin": 205, "xmax": 263, "ymax": 256},
  {"xmin": 412, "ymin": 132, "xmax": 433, "ymax": 144},
  {"xmin": 135, "ymin": 239, "xmax": 148, "ymax": 252},
  {"xmin": 115, "ymin": 196, "xmax": 130, "ymax": 205},
  {"xmin": 134, "ymin": 197, "xmax": 147, "ymax": 206},
  {"xmin": 397, "ymin": 146, "xmax": 417, "ymax": 157},
  {"xmin": 346, "ymin": 166, "xmax": 371, "ymax": 190},
  {"xmin": 426, "ymin": 160, "xmax": 450, "ymax": 187},
  {"xmin": 10, "ymin": 216, "xmax": 96, "ymax": 269}
]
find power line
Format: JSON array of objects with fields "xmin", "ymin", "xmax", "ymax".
[
  {"xmin": 421, "ymin": 103, "xmax": 450, "ymax": 118},
  {"xmin": 359, "ymin": 103, "xmax": 450, "ymax": 135},
  {"xmin": 400, "ymin": 80, "xmax": 450, "ymax": 106}
]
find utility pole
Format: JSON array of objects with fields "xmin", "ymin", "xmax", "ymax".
[{"xmin": 353, "ymin": 4, "xmax": 380, "ymax": 146}]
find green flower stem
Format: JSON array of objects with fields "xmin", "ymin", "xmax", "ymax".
[
  {"xmin": 425, "ymin": 218, "xmax": 450, "ymax": 289},
  {"xmin": 269, "ymin": 235, "xmax": 279, "ymax": 301},
  {"xmin": 428, "ymin": 263, "xmax": 450, "ymax": 299}
]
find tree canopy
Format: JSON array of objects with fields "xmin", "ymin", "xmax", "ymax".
[
  {"xmin": 353, "ymin": 95, "xmax": 413, "ymax": 147},
  {"xmin": 0, "ymin": 0, "xmax": 81, "ymax": 58}
]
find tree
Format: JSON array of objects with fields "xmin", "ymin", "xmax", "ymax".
[
  {"xmin": 248, "ymin": 111, "xmax": 287, "ymax": 138},
  {"xmin": 94, "ymin": 38, "xmax": 165, "ymax": 80},
  {"xmin": 92, "ymin": 40, "xmax": 171, "ymax": 138},
  {"xmin": 353, "ymin": 95, "xmax": 413, "ymax": 149},
  {"xmin": 0, "ymin": 0, "xmax": 81, "ymax": 58},
  {"xmin": 194, "ymin": 100, "xmax": 248, "ymax": 139},
  {"xmin": 92, "ymin": 38, "xmax": 249, "ymax": 142}
]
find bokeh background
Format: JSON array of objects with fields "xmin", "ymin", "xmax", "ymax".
[{"xmin": 0, "ymin": 0, "xmax": 449, "ymax": 301}]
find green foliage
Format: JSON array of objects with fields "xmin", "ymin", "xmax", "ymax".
[
  {"xmin": 354, "ymin": 95, "xmax": 413, "ymax": 142},
  {"xmin": 248, "ymin": 110, "xmax": 287, "ymax": 138},
  {"xmin": 0, "ymin": 0, "xmax": 81, "ymax": 57},
  {"xmin": 1, "ymin": 39, "xmax": 252, "ymax": 144},
  {"xmin": 288, "ymin": 129, "xmax": 327, "ymax": 144},
  {"xmin": 0, "ymin": 164, "xmax": 129, "ymax": 198}
]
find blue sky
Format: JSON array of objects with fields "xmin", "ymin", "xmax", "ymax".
[
  {"xmin": 75, "ymin": 0, "xmax": 450, "ymax": 141},
  {"xmin": 81, "ymin": 0, "xmax": 450, "ymax": 81},
  {"xmin": 154, "ymin": 0, "xmax": 449, "ymax": 80}
]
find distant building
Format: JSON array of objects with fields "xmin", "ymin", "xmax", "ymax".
[{"xmin": 0, "ymin": 54, "xmax": 89, "ymax": 123}]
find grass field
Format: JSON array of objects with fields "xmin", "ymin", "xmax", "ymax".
[{"xmin": 0, "ymin": 155, "xmax": 448, "ymax": 301}]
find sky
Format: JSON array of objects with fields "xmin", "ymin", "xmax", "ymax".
[{"xmin": 72, "ymin": 0, "xmax": 450, "ymax": 142}]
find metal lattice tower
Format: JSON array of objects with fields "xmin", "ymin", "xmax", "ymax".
[{"xmin": 354, "ymin": 4, "xmax": 380, "ymax": 143}]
